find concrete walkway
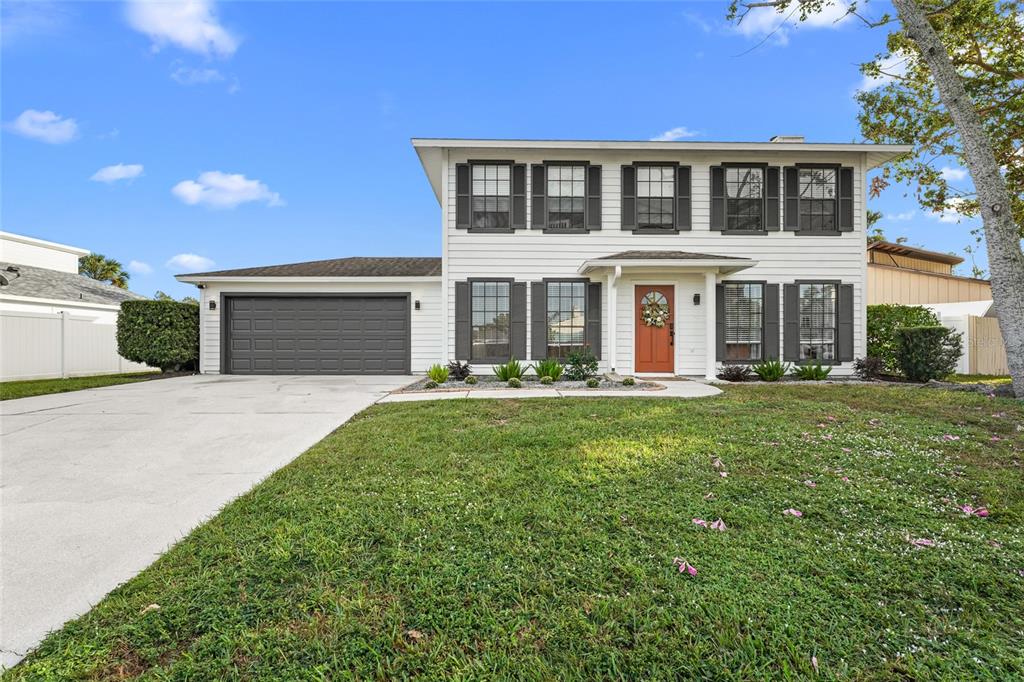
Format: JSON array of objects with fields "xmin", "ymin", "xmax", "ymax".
[
  {"xmin": 0, "ymin": 374, "xmax": 413, "ymax": 669},
  {"xmin": 378, "ymin": 380, "xmax": 721, "ymax": 403}
]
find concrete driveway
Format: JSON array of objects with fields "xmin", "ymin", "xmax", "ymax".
[{"xmin": 0, "ymin": 374, "xmax": 412, "ymax": 668}]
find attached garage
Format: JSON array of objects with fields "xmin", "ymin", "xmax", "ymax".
[
  {"xmin": 224, "ymin": 295, "xmax": 410, "ymax": 375},
  {"xmin": 176, "ymin": 256, "xmax": 442, "ymax": 376}
]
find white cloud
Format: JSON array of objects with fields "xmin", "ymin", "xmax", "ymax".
[
  {"xmin": 91, "ymin": 163, "xmax": 144, "ymax": 183},
  {"xmin": 734, "ymin": 0, "xmax": 851, "ymax": 46},
  {"xmin": 1, "ymin": 1, "xmax": 71, "ymax": 45},
  {"xmin": 5, "ymin": 109, "xmax": 78, "ymax": 143},
  {"xmin": 170, "ymin": 65, "xmax": 224, "ymax": 85},
  {"xmin": 930, "ymin": 197, "xmax": 973, "ymax": 223},
  {"xmin": 887, "ymin": 210, "xmax": 915, "ymax": 221},
  {"xmin": 651, "ymin": 126, "xmax": 700, "ymax": 142},
  {"xmin": 859, "ymin": 53, "xmax": 910, "ymax": 92},
  {"xmin": 939, "ymin": 166, "xmax": 969, "ymax": 182},
  {"xmin": 166, "ymin": 253, "xmax": 214, "ymax": 271},
  {"xmin": 125, "ymin": 0, "xmax": 238, "ymax": 58},
  {"xmin": 127, "ymin": 260, "xmax": 153, "ymax": 274},
  {"xmin": 171, "ymin": 171, "xmax": 283, "ymax": 209}
]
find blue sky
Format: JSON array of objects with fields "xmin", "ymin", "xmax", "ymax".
[{"xmin": 2, "ymin": 1, "xmax": 984, "ymax": 299}]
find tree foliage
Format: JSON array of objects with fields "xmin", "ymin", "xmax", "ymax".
[
  {"xmin": 117, "ymin": 300, "xmax": 199, "ymax": 372},
  {"xmin": 856, "ymin": 0, "xmax": 1023, "ymax": 235},
  {"xmin": 79, "ymin": 253, "xmax": 130, "ymax": 289}
]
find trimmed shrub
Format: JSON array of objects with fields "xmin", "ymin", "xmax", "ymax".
[
  {"xmin": 896, "ymin": 326, "xmax": 963, "ymax": 382},
  {"xmin": 427, "ymin": 364, "xmax": 449, "ymax": 383},
  {"xmin": 586, "ymin": 377, "xmax": 600, "ymax": 388},
  {"xmin": 465, "ymin": 375, "xmax": 478, "ymax": 385},
  {"xmin": 752, "ymin": 359, "xmax": 790, "ymax": 382},
  {"xmin": 622, "ymin": 376, "xmax": 636, "ymax": 386},
  {"xmin": 853, "ymin": 356, "xmax": 885, "ymax": 380},
  {"xmin": 868, "ymin": 304, "xmax": 940, "ymax": 373},
  {"xmin": 564, "ymin": 348, "xmax": 599, "ymax": 381},
  {"xmin": 507, "ymin": 377, "xmax": 522, "ymax": 388},
  {"xmin": 539, "ymin": 375, "xmax": 554, "ymax": 385},
  {"xmin": 117, "ymin": 300, "xmax": 198, "ymax": 372},
  {"xmin": 447, "ymin": 361, "xmax": 472, "ymax": 381},
  {"xmin": 791, "ymin": 362, "xmax": 832, "ymax": 381},
  {"xmin": 717, "ymin": 364, "xmax": 752, "ymax": 382},
  {"xmin": 424, "ymin": 381, "xmax": 438, "ymax": 389}
]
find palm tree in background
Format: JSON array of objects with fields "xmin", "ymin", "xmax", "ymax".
[{"xmin": 78, "ymin": 253, "xmax": 130, "ymax": 289}]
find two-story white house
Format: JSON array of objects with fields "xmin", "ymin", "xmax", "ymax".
[{"xmin": 176, "ymin": 137, "xmax": 910, "ymax": 379}]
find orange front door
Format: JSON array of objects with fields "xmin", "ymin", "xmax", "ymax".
[{"xmin": 635, "ymin": 285, "xmax": 674, "ymax": 373}]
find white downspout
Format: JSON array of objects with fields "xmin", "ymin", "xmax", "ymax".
[
  {"xmin": 607, "ymin": 265, "xmax": 620, "ymax": 373},
  {"xmin": 704, "ymin": 270, "xmax": 716, "ymax": 381}
]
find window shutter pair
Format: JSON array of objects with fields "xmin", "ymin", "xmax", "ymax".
[
  {"xmin": 453, "ymin": 281, "xmax": 526, "ymax": 361},
  {"xmin": 709, "ymin": 166, "xmax": 779, "ymax": 232},
  {"xmin": 528, "ymin": 281, "xmax": 601, "ymax": 360},
  {"xmin": 531, "ymin": 165, "xmax": 602, "ymax": 231},
  {"xmin": 455, "ymin": 163, "xmax": 526, "ymax": 230},
  {"xmin": 714, "ymin": 283, "xmax": 779, "ymax": 361},
  {"xmin": 620, "ymin": 164, "xmax": 692, "ymax": 231},
  {"xmin": 783, "ymin": 166, "xmax": 855, "ymax": 232},
  {"xmin": 782, "ymin": 283, "xmax": 854, "ymax": 361}
]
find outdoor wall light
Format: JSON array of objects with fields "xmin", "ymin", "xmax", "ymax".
[
  {"xmin": 414, "ymin": 300, "xmax": 421, "ymax": 310},
  {"xmin": 693, "ymin": 293, "xmax": 701, "ymax": 305},
  {"xmin": 209, "ymin": 300, "xmax": 217, "ymax": 311}
]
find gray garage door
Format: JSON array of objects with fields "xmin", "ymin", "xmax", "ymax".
[{"xmin": 224, "ymin": 295, "xmax": 410, "ymax": 375}]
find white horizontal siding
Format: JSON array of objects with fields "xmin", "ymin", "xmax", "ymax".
[
  {"xmin": 443, "ymin": 149, "xmax": 868, "ymax": 376},
  {"xmin": 198, "ymin": 280, "xmax": 442, "ymax": 374}
]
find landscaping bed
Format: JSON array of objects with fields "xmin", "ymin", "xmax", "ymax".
[
  {"xmin": 8, "ymin": 384, "xmax": 1023, "ymax": 679},
  {"xmin": 397, "ymin": 374, "xmax": 660, "ymax": 393}
]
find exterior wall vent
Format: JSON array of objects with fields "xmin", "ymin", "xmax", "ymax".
[{"xmin": 770, "ymin": 135, "xmax": 805, "ymax": 143}]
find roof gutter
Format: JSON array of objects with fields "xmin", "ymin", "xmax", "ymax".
[
  {"xmin": 578, "ymin": 258, "xmax": 758, "ymax": 275},
  {"xmin": 175, "ymin": 275, "xmax": 443, "ymax": 284}
]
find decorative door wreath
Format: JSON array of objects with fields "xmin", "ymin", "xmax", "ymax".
[{"xmin": 640, "ymin": 291, "xmax": 670, "ymax": 328}]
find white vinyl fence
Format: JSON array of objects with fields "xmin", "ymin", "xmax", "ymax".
[{"xmin": 1, "ymin": 308, "xmax": 150, "ymax": 381}]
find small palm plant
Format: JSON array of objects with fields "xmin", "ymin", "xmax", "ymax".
[
  {"xmin": 493, "ymin": 358, "xmax": 528, "ymax": 381},
  {"xmin": 427, "ymin": 364, "xmax": 449, "ymax": 384},
  {"xmin": 534, "ymin": 358, "xmax": 564, "ymax": 381}
]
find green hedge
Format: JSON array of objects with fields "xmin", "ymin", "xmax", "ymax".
[
  {"xmin": 867, "ymin": 304, "xmax": 940, "ymax": 373},
  {"xmin": 896, "ymin": 326, "xmax": 963, "ymax": 382},
  {"xmin": 117, "ymin": 300, "xmax": 199, "ymax": 372}
]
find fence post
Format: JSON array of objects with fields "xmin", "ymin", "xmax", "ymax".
[{"xmin": 60, "ymin": 310, "xmax": 69, "ymax": 378}]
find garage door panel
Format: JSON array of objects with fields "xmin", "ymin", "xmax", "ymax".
[{"xmin": 225, "ymin": 296, "xmax": 409, "ymax": 375}]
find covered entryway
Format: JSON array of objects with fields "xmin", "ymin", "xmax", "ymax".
[{"xmin": 224, "ymin": 295, "xmax": 410, "ymax": 374}]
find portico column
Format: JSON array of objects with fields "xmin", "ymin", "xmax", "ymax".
[
  {"xmin": 704, "ymin": 270, "xmax": 716, "ymax": 381},
  {"xmin": 607, "ymin": 266, "xmax": 620, "ymax": 373}
]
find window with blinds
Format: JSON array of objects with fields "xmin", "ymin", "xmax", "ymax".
[{"xmin": 724, "ymin": 283, "xmax": 763, "ymax": 361}]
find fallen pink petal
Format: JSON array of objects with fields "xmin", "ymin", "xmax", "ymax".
[
  {"xmin": 841, "ymin": 448, "xmax": 852, "ymax": 453},
  {"xmin": 976, "ymin": 507, "xmax": 990, "ymax": 517},
  {"xmin": 719, "ymin": 471, "xmax": 728, "ymax": 478},
  {"xmin": 703, "ymin": 492, "xmax": 716, "ymax": 500},
  {"xmin": 783, "ymin": 508, "xmax": 803, "ymax": 517},
  {"xmin": 804, "ymin": 480, "xmax": 816, "ymax": 488},
  {"xmin": 841, "ymin": 476, "xmax": 850, "ymax": 483},
  {"xmin": 712, "ymin": 457, "xmax": 724, "ymax": 469},
  {"xmin": 911, "ymin": 538, "xmax": 935, "ymax": 547},
  {"xmin": 710, "ymin": 518, "xmax": 727, "ymax": 532},
  {"xmin": 811, "ymin": 655, "xmax": 819, "ymax": 673},
  {"xmin": 958, "ymin": 504, "xmax": 976, "ymax": 515},
  {"xmin": 942, "ymin": 434, "xmax": 960, "ymax": 441},
  {"xmin": 692, "ymin": 518, "xmax": 708, "ymax": 527},
  {"xmin": 672, "ymin": 557, "xmax": 697, "ymax": 576}
]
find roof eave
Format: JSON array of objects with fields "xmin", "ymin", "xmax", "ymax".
[
  {"xmin": 578, "ymin": 258, "xmax": 758, "ymax": 275},
  {"xmin": 175, "ymin": 275, "xmax": 443, "ymax": 284}
]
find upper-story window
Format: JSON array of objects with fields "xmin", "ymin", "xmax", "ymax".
[
  {"xmin": 798, "ymin": 282, "xmax": 837, "ymax": 361},
  {"xmin": 798, "ymin": 168, "xmax": 838, "ymax": 231},
  {"xmin": 546, "ymin": 165, "xmax": 586, "ymax": 231},
  {"xmin": 724, "ymin": 282, "xmax": 763, "ymax": 361},
  {"xmin": 636, "ymin": 166, "xmax": 675, "ymax": 228},
  {"xmin": 471, "ymin": 280, "xmax": 511, "ymax": 361},
  {"xmin": 726, "ymin": 167, "xmax": 764, "ymax": 231},
  {"xmin": 471, "ymin": 164, "xmax": 511, "ymax": 230}
]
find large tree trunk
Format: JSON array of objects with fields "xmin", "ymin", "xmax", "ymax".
[{"xmin": 891, "ymin": 0, "xmax": 1024, "ymax": 398}]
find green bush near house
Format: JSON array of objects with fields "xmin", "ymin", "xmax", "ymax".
[
  {"xmin": 464, "ymin": 375, "xmax": 478, "ymax": 385},
  {"xmin": 896, "ymin": 326, "xmax": 963, "ymax": 382},
  {"xmin": 507, "ymin": 377, "xmax": 522, "ymax": 388},
  {"xmin": 752, "ymin": 359, "xmax": 790, "ymax": 382},
  {"xmin": 493, "ymin": 358, "xmax": 528, "ymax": 381},
  {"xmin": 564, "ymin": 349, "xmax": 599, "ymax": 381},
  {"xmin": 867, "ymin": 304, "xmax": 940, "ymax": 374},
  {"xmin": 791, "ymin": 362, "xmax": 832, "ymax": 381},
  {"xmin": 585, "ymin": 377, "xmax": 600, "ymax": 388},
  {"xmin": 427, "ymin": 364, "xmax": 450, "ymax": 384},
  {"xmin": 534, "ymin": 358, "xmax": 564, "ymax": 381},
  {"xmin": 117, "ymin": 300, "xmax": 199, "ymax": 372},
  {"xmin": 539, "ymin": 376, "xmax": 554, "ymax": 385},
  {"xmin": 622, "ymin": 376, "xmax": 636, "ymax": 386}
]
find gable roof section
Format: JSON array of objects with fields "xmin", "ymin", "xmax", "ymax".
[
  {"xmin": 0, "ymin": 262, "xmax": 146, "ymax": 306},
  {"xmin": 177, "ymin": 256, "xmax": 442, "ymax": 279},
  {"xmin": 867, "ymin": 240, "xmax": 964, "ymax": 265}
]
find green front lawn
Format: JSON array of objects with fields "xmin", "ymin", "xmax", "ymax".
[
  {"xmin": 0, "ymin": 372, "xmax": 159, "ymax": 401},
  {"xmin": 947, "ymin": 374, "xmax": 1013, "ymax": 385},
  {"xmin": 9, "ymin": 386, "xmax": 1023, "ymax": 679}
]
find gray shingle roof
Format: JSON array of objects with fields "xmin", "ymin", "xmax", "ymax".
[
  {"xmin": 181, "ymin": 256, "xmax": 443, "ymax": 278},
  {"xmin": 0, "ymin": 262, "xmax": 146, "ymax": 306},
  {"xmin": 595, "ymin": 251, "xmax": 749, "ymax": 261}
]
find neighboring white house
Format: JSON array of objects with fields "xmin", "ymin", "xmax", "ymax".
[
  {"xmin": 0, "ymin": 231, "xmax": 148, "ymax": 381},
  {"xmin": 176, "ymin": 137, "xmax": 910, "ymax": 379}
]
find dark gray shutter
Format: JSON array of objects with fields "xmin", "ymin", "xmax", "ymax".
[
  {"xmin": 455, "ymin": 281, "xmax": 471, "ymax": 360},
  {"xmin": 512, "ymin": 164, "xmax": 527, "ymax": 230},
  {"xmin": 587, "ymin": 165, "xmax": 602, "ymax": 231},
  {"xmin": 531, "ymin": 281, "xmax": 547, "ymax": 360},
  {"xmin": 510, "ymin": 282, "xmax": 527, "ymax": 360},
  {"xmin": 531, "ymin": 165, "xmax": 546, "ymax": 230},
  {"xmin": 838, "ymin": 167, "xmax": 854, "ymax": 232},
  {"xmin": 710, "ymin": 166, "xmax": 725, "ymax": 231},
  {"xmin": 784, "ymin": 167, "xmax": 800, "ymax": 231},
  {"xmin": 765, "ymin": 167, "xmax": 781, "ymax": 231},
  {"xmin": 675, "ymin": 165, "xmax": 691, "ymax": 231},
  {"xmin": 586, "ymin": 281, "xmax": 601, "ymax": 360},
  {"xmin": 715, "ymin": 284, "xmax": 726, "ymax": 361},
  {"xmin": 456, "ymin": 164, "xmax": 471, "ymax": 229},
  {"xmin": 764, "ymin": 283, "xmax": 780, "ymax": 359},
  {"xmin": 783, "ymin": 283, "xmax": 799, "ymax": 361},
  {"xmin": 621, "ymin": 165, "xmax": 636, "ymax": 231},
  {"xmin": 838, "ymin": 283, "xmax": 854, "ymax": 361}
]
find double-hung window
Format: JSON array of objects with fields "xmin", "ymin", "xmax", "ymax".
[
  {"xmin": 471, "ymin": 281, "xmax": 511, "ymax": 361},
  {"xmin": 725, "ymin": 167, "xmax": 764, "ymax": 231},
  {"xmin": 471, "ymin": 164, "xmax": 511, "ymax": 230},
  {"xmin": 798, "ymin": 168, "xmax": 838, "ymax": 231},
  {"xmin": 546, "ymin": 281, "xmax": 587, "ymax": 359},
  {"xmin": 724, "ymin": 283, "xmax": 764, "ymax": 361},
  {"xmin": 546, "ymin": 165, "xmax": 586, "ymax": 231},
  {"xmin": 636, "ymin": 165, "xmax": 675, "ymax": 228},
  {"xmin": 798, "ymin": 282, "xmax": 837, "ymax": 361}
]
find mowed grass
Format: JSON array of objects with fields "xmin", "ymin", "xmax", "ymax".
[
  {"xmin": 8, "ymin": 385, "xmax": 1024, "ymax": 680},
  {"xmin": 947, "ymin": 374, "xmax": 1013, "ymax": 385},
  {"xmin": 0, "ymin": 372, "xmax": 158, "ymax": 401}
]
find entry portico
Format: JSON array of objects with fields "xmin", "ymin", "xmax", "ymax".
[{"xmin": 578, "ymin": 251, "xmax": 757, "ymax": 380}]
